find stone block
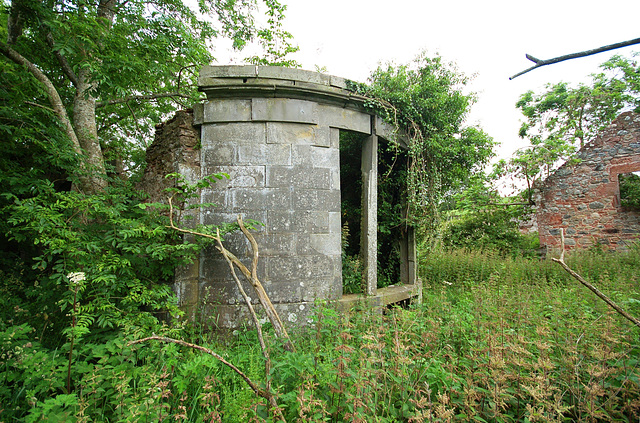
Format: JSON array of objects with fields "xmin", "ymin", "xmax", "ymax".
[
  {"xmin": 292, "ymin": 145, "xmax": 339, "ymax": 168},
  {"xmin": 292, "ymin": 168, "xmax": 331, "ymax": 190},
  {"xmin": 266, "ymin": 210, "xmax": 330, "ymax": 234},
  {"xmin": 301, "ymin": 276, "xmax": 342, "ymax": 302},
  {"xmin": 309, "ymin": 233, "xmax": 341, "ymax": 256},
  {"xmin": 294, "ymin": 234, "xmax": 314, "ymax": 255},
  {"xmin": 293, "ymin": 189, "xmax": 340, "ymax": 212},
  {"xmin": 201, "ymin": 210, "xmax": 267, "ymax": 228},
  {"xmin": 266, "ymin": 122, "xmax": 320, "ymax": 145},
  {"xmin": 318, "ymin": 104, "xmax": 370, "ymax": 134},
  {"xmin": 328, "ymin": 212, "xmax": 341, "ymax": 234},
  {"xmin": 204, "ymin": 165, "xmax": 266, "ymax": 189},
  {"xmin": 267, "ymin": 255, "xmax": 337, "ymax": 282},
  {"xmin": 232, "ymin": 188, "xmax": 292, "ymax": 211},
  {"xmin": 252, "ymin": 233, "xmax": 296, "ymax": 257},
  {"xmin": 265, "ymin": 166, "xmax": 294, "ymax": 188},
  {"xmin": 200, "ymin": 65, "xmax": 257, "ymax": 80},
  {"xmin": 237, "ymin": 144, "xmax": 291, "ymax": 166},
  {"xmin": 260, "ymin": 279, "xmax": 302, "ymax": 303},
  {"xmin": 256, "ymin": 66, "xmax": 330, "ymax": 86},
  {"xmin": 201, "ymin": 100, "xmax": 252, "ymax": 123},
  {"xmin": 202, "ymin": 145, "xmax": 234, "ymax": 166},
  {"xmin": 252, "ymin": 98, "xmax": 318, "ymax": 124},
  {"xmin": 201, "ymin": 189, "xmax": 229, "ymax": 209},
  {"xmin": 200, "ymin": 122, "xmax": 265, "ymax": 148},
  {"xmin": 330, "ymin": 75, "xmax": 348, "ymax": 89}
]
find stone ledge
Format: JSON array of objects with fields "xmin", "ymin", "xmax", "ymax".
[
  {"xmin": 198, "ymin": 66, "xmax": 368, "ymax": 112},
  {"xmin": 337, "ymin": 283, "xmax": 422, "ymax": 312}
]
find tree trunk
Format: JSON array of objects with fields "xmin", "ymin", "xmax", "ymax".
[{"xmin": 74, "ymin": 69, "xmax": 108, "ymax": 193}]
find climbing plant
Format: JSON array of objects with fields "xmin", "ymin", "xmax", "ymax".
[{"xmin": 350, "ymin": 53, "xmax": 495, "ymax": 233}]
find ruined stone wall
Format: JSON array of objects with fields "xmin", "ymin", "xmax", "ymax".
[
  {"xmin": 537, "ymin": 112, "xmax": 640, "ymax": 251},
  {"xmin": 139, "ymin": 110, "xmax": 203, "ymax": 319},
  {"xmin": 138, "ymin": 109, "xmax": 200, "ymax": 203}
]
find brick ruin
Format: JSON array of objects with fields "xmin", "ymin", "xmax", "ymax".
[{"xmin": 536, "ymin": 112, "xmax": 640, "ymax": 251}]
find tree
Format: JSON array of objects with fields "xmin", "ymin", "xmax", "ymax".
[
  {"xmin": 501, "ymin": 54, "xmax": 640, "ymax": 198},
  {"xmin": 352, "ymin": 53, "xmax": 495, "ymax": 231},
  {"xmin": 0, "ymin": 0, "xmax": 296, "ymax": 194}
]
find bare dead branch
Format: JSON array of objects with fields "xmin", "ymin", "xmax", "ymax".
[
  {"xmin": 510, "ymin": 37, "xmax": 640, "ymax": 80},
  {"xmin": 128, "ymin": 336, "xmax": 286, "ymax": 421},
  {"xmin": 215, "ymin": 228, "xmax": 275, "ymax": 396},
  {"xmin": 236, "ymin": 216, "xmax": 293, "ymax": 351},
  {"xmin": 166, "ymin": 198, "xmax": 294, "ymax": 350},
  {"xmin": 551, "ymin": 229, "xmax": 640, "ymax": 329}
]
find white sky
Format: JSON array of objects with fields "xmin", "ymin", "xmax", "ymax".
[{"xmin": 215, "ymin": 0, "xmax": 640, "ymax": 161}]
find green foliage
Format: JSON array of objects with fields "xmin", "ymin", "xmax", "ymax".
[
  {"xmin": 341, "ymin": 222, "xmax": 364, "ymax": 294},
  {"xmin": 440, "ymin": 208, "xmax": 539, "ymax": 257},
  {"xmin": 620, "ymin": 172, "xmax": 640, "ymax": 209},
  {"xmin": 3, "ymin": 247, "xmax": 640, "ymax": 421},
  {"xmin": 3, "ymin": 183, "xmax": 195, "ymax": 338},
  {"xmin": 352, "ymin": 53, "xmax": 495, "ymax": 231},
  {"xmin": 508, "ymin": 53, "xmax": 640, "ymax": 193},
  {"xmin": 1, "ymin": 0, "xmax": 298, "ymax": 192}
]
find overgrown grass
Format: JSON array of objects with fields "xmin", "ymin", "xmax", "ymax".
[{"xmin": 2, "ymin": 248, "xmax": 640, "ymax": 421}]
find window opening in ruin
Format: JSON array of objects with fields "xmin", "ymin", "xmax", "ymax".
[
  {"xmin": 619, "ymin": 171, "xmax": 640, "ymax": 210},
  {"xmin": 339, "ymin": 131, "xmax": 365, "ymax": 294},
  {"xmin": 377, "ymin": 142, "xmax": 409, "ymax": 289}
]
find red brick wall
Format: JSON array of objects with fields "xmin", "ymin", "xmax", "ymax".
[{"xmin": 536, "ymin": 112, "xmax": 640, "ymax": 251}]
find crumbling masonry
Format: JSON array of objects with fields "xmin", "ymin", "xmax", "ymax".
[{"xmin": 536, "ymin": 112, "xmax": 640, "ymax": 251}]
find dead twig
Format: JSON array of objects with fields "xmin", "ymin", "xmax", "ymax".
[
  {"xmin": 215, "ymin": 227, "xmax": 275, "ymax": 397},
  {"xmin": 551, "ymin": 229, "xmax": 640, "ymax": 329},
  {"xmin": 166, "ymin": 196, "xmax": 294, "ymax": 350},
  {"xmin": 509, "ymin": 37, "xmax": 640, "ymax": 80},
  {"xmin": 128, "ymin": 336, "xmax": 286, "ymax": 422}
]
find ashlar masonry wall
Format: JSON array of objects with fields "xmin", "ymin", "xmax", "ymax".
[
  {"xmin": 536, "ymin": 112, "xmax": 640, "ymax": 251},
  {"xmin": 142, "ymin": 66, "xmax": 418, "ymax": 328}
]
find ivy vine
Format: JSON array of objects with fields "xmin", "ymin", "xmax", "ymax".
[{"xmin": 348, "ymin": 53, "xmax": 495, "ymax": 234}]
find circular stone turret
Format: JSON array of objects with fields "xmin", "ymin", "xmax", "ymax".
[{"xmin": 192, "ymin": 66, "xmax": 376, "ymax": 327}]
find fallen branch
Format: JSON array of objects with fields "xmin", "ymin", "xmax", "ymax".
[
  {"xmin": 509, "ymin": 37, "xmax": 640, "ymax": 80},
  {"xmin": 166, "ymin": 197, "xmax": 294, "ymax": 350},
  {"xmin": 128, "ymin": 336, "xmax": 286, "ymax": 422},
  {"xmin": 215, "ymin": 227, "xmax": 276, "ymax": 403},
  {"xmin": 551, "ymin": 229, "xmax": 640, "ymax": 329}
]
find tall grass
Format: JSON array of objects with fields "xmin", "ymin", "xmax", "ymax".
[{"xmin": 3, "ymin": 248, "xmax": 640, "ymax": 421}]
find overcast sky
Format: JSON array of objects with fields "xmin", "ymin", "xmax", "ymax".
[{"xmin": 217, "ymin": 0, "xmax": 640, "ymax": 161}]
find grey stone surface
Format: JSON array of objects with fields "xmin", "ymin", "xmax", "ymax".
[
  {"xmin": 318, "ymin": 104, "xmax": 370, "ymax": 134},
  {"xmin": 204, "ymin": 165, "xmax": 266, "ymax": 189},
  {"xmin": 200, "ymin": 122, "xmax": 266, "ymax": 148},
  {"xmin": 266, "ymin": 122, "xmax": 320, "ymax": 145},
  {"xmin": 360, "ymin": 135, "xmax": 378, "ymax": 296},
  {"xmin": 201, "ymin": 100, "xmax": 252, "ymax": 123},
  {"xmin": 182, "ymin": 65, "xmax": 419, "ymax": 329},
  {"xmin": 252, "ymin": 98, "xmax": 318, "ymax": 124}
]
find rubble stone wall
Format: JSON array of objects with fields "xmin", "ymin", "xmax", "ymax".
[{"xmin": 536, "ymin": 112, "xmax": 640, "ymax": 251}]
